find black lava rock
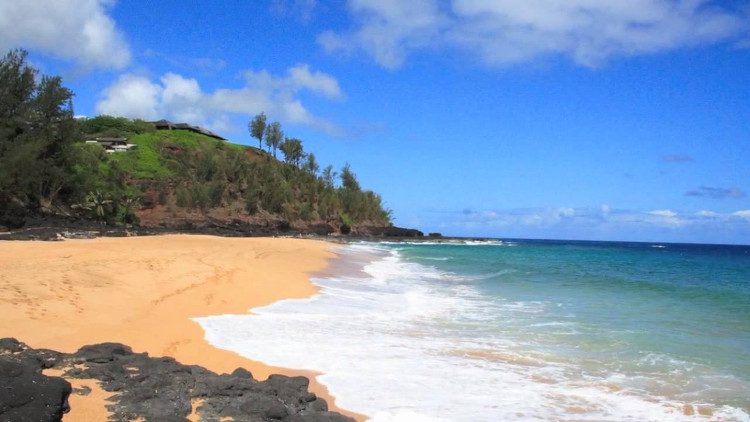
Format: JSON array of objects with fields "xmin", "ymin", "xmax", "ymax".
[
  {"xmin": 0, "ymin": 344, "xmax": 72, "ymax": 422},
  {"xmin": 0, "ymin": 338, "xmax": 356, "ymax": 422}
]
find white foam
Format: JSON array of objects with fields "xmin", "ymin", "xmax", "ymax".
[
  {"xmin": 196, "ymin": 245, "xmax": 750, "ymax": 421},
  {"xmin": 374, "ymin": 240, "xmax": 508, "ymax": 246}
]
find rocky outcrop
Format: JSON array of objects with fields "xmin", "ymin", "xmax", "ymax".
[
  {"xmin": 1, "ymin": 214, "xmax": 429, "ymax": 242},
  {"xmin": 0, "ymin": 197, "xmax": 28, "ymax": 230},
  {"xmin": 0, "ymin": 338, "xmax": 355, "ymax": 422},
  {"xmin": 358, "ymin": 226, "xmax": 424, "ymax": 238},
  {"xmin": 0, "ymin": 339, "xmax": 71, "ymax": 422}
]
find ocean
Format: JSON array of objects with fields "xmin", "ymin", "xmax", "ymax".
[{"xmin": 197, "ymin": 240, "xmax": 750, "ymax": 421}]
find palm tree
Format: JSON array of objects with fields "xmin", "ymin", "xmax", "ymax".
[{"xmin": 73, "ymin": 190, "xmax": 113, "ymax": 221}]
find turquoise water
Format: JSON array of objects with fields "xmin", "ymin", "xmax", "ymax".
[
  {"xmin": 200, "ymin": 240, "xmax": 750, "ymax": 421},
  {"xmin": 400, "ymin": 241, "xmax": 750, "ymax": 413}
]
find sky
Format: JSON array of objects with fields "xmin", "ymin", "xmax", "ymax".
[{"xmin": 1, "ymin": 0, "xmax": 749, "ymax": 244}]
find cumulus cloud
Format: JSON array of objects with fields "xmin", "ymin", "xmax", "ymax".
[
  {"xmin": 648, "ymin": 209, "xmax": 677, "ymax": 217},
  {"xmin": 320, "ymin": 0, "xmax": 748, "ymax": 68},
  {"xmin": 685, "ymin": 186, "xmax": 746, "ymax": 199},
  {"xmin": 454, "ymin": 206, "xmax": 750, "ymax": 230},
  {"xmin": 645, "ymin": 209, "xmax": 686, "ymax": 227},
  {"xmin": 696, "ymin": 210, "xmax": 718, "ymax": 218},
  {"xmin": 96, "ymin": 64, "xmax": 343, "ymax": 136},
  {"xmin": 287, "ymin": 64, "xmax": 343, "ymax": 98},
  {"xmin": 96, "ymin": 75, "xmax": 161, "ymax": 120},
  {"xmin": 428, "ymin": 206, "xmax": 750, "ymax": 242},
  {"xmin": 461, "ymin": 206, "xmax": 580, "ymax": 228},
  {"xmin": 319, "ymin": 1, "xmax": 446, "ymax": 69},
  {"xmin": 0, "ymin": 0, "xmax": 130, "ymax": 69}
]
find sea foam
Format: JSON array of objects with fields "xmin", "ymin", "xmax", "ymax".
[{"xmin": 196, "ymin": 244, "xmax": 750, "ymax": 421}]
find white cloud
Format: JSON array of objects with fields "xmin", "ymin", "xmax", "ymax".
[
  {"xmin": 160, "ymin": 73, "xmax": 204, "ymax": 123},
  {"xmin": 434, "ymin": 206, "xmax": 750, "ymax": 242},
  {"xmin": 96, "ymin": 74, "xmax": 161, "ymax": 120},
  {"xmin": 648, "ymin": 209, "xmax": 677, "ymax": 217},
  {"xmin": 696, "ymin": 210, "xmax": 718, "ymax": 218},
  {"xmin": 0, "ymin": 0, "xmax": 130, "ymax": 69},
  {"xmin": 457, "ymin": 206, "xmax": 742, "ymax": 230},
  {"xmin": 287, "ymin": 64, "xmax": 343, "ymax": 99},
  {"xmin": 321, "ymin": 0, "xmax": 748, "ymax": 68},
  {"xmin": 645, "ymin": 210, "xmax": 686, "ymax": 227},
  {"xmin": 319, "ymin": 1, "xmax": 445, "ymax": 69},
  {"xmin": 96, "ymin": 65, "xmax": 343, "ymax": 136},
  {"xmin": 462, "ymin": 206, "xmax": 577, "ymax": 228},
  {"xmin": 558, "ymin": 207, "xmax": 575, "ymax": 218}
]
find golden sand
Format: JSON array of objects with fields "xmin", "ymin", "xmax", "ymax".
[
  {"xmin": 43, "ymin": 368, "xmax": 112, "ymax": 422},
  {"xmin": 0, "ymin": 234, "xmax": 364, "ymax": 421}
]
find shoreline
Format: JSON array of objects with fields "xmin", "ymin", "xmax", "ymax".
[{"xmin": 0, "ymin": 234, "xmax": 365, "ymax": 421}]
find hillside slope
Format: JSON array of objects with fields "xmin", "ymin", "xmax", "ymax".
[
  {"xmin": 0, "ymin": 51, "xmax": 421, "ymax": 237},
  {"xmin": 79, "ymin": 116, "xmax": 394, "ymax": 235}
]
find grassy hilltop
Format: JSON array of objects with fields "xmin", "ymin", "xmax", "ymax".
[{"xmin": 0, "ymin": 50, "xmax": 396, "ymax": 235}]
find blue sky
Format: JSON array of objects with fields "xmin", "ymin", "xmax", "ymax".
[{"xmin": 2, "ymin": 0, "xmax": 749, "ymax": 244}]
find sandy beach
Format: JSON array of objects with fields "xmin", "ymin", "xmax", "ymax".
[{"xmin": 0, "ymin": 234, "xmax": 363, "ymax": 421}]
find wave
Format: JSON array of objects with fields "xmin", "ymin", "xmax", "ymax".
[
  {"xmin": 196, "ymin": 245, "xmax": 750, "ymax": 421},
  {"xmin": 468, "ymin": 268, "xmax": 518, "ymax": 280},
  {"xmin": 374, "ymin": 240, "xmax": 511, "ymax": 246}
]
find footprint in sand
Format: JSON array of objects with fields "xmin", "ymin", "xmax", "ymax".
[{"xmin": 164, "ymin": 339, "xmax": 191, "ymax": 355}]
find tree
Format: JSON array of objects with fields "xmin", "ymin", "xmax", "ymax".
[
  {"xmin": 0, "ymin": 50, "xmax": 36, "ymax": 122},
  {"xmin": 249, "ymin": 112, "xmax": 266, "ymax": 149},
  {"xmin": 304, "ymin": 153, "xmax": 319, "ymax": 176},
  {"xmin": 321, "ymin": 165, "xmax": 337, "ymax": 188},
  {"xmin": 0, "ymin": 49, "xmax": 37, "ymax": 211},
  {"xmin": 264, "ymin": 121, "xmax": 282, "ymax": 158},
  {"xmin": 32, "ymin": 75, "xmax": 76, "ymax": 208},
  {"xmin": 72, "ymin": 190, "xmax": 113, "ymax": 222},
  {"xmin": 279, "ymin": 137, "xmax": 304, "ymax": 167},
  {"xmin": 340, "ymin": 163, "xmax": 360, "ymax": 191},
  {"xmin": 0, "ymin": 49, "xmax": 77, "ymax": 213}
]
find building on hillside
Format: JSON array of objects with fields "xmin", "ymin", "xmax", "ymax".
[
  {"xmin": 151, "ymin": 119, "xmax": 226, "ymax": 141},
  {"xmin": 85, "ymin": 137, "xmax": 137, "ymax": 153}
]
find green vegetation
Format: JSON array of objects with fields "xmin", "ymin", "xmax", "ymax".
[
  {"xmin": 249, "ymin": 112, "xmax": 266, "ymax": 150},
  {"xmin": 0, "ymin": 49, "xmax": 391, "ymax": 230},
  {"xmin": 78, "ymin": 115, "xmax": 155, "ymax": 137},
  {"xmin": 264, "ymin": 121, "xmax": 283, "ymax": 159},
  {"xmin": 0, "ymin": 50, "xmax": 136, "ymax": 226}
]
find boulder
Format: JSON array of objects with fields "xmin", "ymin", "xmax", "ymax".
[{"xmin": 0, "ymin": 353, "xmax": 71, "ymax": 422}]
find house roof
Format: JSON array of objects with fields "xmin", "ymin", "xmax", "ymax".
[
  {"xmin": 94, "ymin": 137, "xmax": 128, "ymax": 142},
  {"xmin": 149, "ymin": 119, "xmax": 226, "ymax": 140}
]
